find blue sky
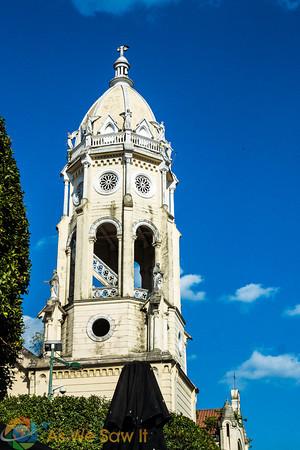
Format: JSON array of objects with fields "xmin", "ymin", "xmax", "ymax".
[{"xmin": 1, "ymin": 0, "xmax": 300, "ymax": 448}]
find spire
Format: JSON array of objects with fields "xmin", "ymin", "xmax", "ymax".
[{"xmin": 109, "ymin": 45, "xmax": 134, "ymax": 88}]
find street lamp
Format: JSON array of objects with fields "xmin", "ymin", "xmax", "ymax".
[
  {"xmin": 52, "ymin": 385, "xmax": 66, "ymax": 395},
  {"xmin": 45, "ymin": 340, "xmax": 81, "ymax": 399}
]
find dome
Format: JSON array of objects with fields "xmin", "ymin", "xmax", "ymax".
[
  {"xmin": 78, "ymin": 81, "xmax": 159, "ymax": 139},
  {"xmin": 69, "ymin": 47, "xmax": 169, "ymax": 153}
]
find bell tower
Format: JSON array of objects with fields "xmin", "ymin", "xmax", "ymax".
[{"xmin": 36, "ymin": 47, "xmax": 197, "ymax": 420}]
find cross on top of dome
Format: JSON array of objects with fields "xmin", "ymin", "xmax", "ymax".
[
  {"xmin": 117, "ymin": 45, "xmax": 129, "ymax": 58},
  {"xmin": 110, "ymin": 45, "xmax": 133, "ymax": 87}
]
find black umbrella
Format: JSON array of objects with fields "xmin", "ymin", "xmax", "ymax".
[{"xmin": 102, "ymin": 361, "xmax": 170, "ymax": 449}]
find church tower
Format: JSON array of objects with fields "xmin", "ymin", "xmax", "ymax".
[{"xmin": 35, "ymin": 47, "xmax": 197, "ymax": 420}]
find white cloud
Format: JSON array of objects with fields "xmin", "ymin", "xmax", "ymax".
[
  {"xmin": 188, "ymin": 353, "xmax": 198, "ymax": 361},
  {"xmin": 284, "ymin": 304, "xmax": 300, "ymax": 317},
  {"xmin": 70, "ymin": 0, "xmax": 300, "ymax": 16},
  {"xmin": 34, "ymin": 235, "xmax": 57, "ymax": 251},
  {"xmin": 180, "ymin": 273, "xmax": 206, "ymax": 301},
  {"xmin": 278, "ymin": 0, "xmax": 300, "ymax": 10},
  {"xmin": 71, "ymin": 0, "xmax": 220, "ymax": 16},
  {"xmin": 224, "ymin": 351, "xmax": 300, "ymax": 385},
  {"xmin": 22, "ymin": 315, "xmax": 43, "ymax": 350},
  {"xmin": 228, "ymin": 283, "xmax": 279, "ymax": 303}
]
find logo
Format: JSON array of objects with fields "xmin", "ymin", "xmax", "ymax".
[{"xmin": 0, "ymin": 417, "xmax": 39, "ymax": 449}]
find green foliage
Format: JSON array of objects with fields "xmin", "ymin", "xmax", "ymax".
[
  {"xmin": 203, "ymin": 415, "xmax": 219, "ymax": 433},
  {"xmin": 0, "ymin": 117, "xmax": 30, "ymax": 399},
  {"xmin": 0, "ymin": 395, "xmax": 110, "ymax": 449},
  {"xmin": 164, "ymin": 413, "xmax": 219, "ymax": 450},
  {"xmin": 0, "ymin": 396, "xmax": 219, "ymax": 450}
]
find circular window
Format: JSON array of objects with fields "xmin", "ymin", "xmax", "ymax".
[
  {"xmin": 87, "ymin": 314, "xmax": 115, "ymax": 342},
  {"xmin": 134, "ymin": 174, "xmax": 153, "ymax": 198},
  {"xmin": 92, "ymin": 318, "xmax": 110, "ymax": 337},
  {"xmin": 97, "ymin": 171, "xmax": 119, "ymax": 194}
]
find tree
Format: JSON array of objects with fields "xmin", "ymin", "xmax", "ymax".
[
  {"xmin": 164, "ymin": 413, "xmax": 219, "ymax": 450},
  {"xmin": 0, "ymin": 117, "xmax": 30, "ymax": 399},
  {"xmin": 29, "ymin": 331, "xmax": 44, "ymax": 356}
]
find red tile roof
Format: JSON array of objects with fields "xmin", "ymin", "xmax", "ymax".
[{"xmin": 196, "ymin": 409, "xmax": 222, "ymax": 428}]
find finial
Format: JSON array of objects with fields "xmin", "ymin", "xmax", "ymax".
[
  {"xmin": 233, "ymin": 372, "xmax": 236, "ymax": 390},
  {"xmin": 110, "ymin": 45, "xmax": 133, "ymax": 88},
  {"xmin": 117, "ymin": 45, "xmax": 129, "ymax": 57}
]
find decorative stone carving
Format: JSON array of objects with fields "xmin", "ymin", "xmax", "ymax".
[
  {"xmin": 92, "ymin": 287, "xmax": 118, "ymax": 299},
  {"xmin": 134, "ymin": 288, "xmax": 149, "ymax": 301},
  {"xmin": 122, "ymin": 108, "xmax": 132, "ymax": 131},
  {"xmin": 99, "ymin": 171, "xmax": 119, "ymax": 193},
  {"xmin": 93, "ymin": 254, "xmax": 118, "ymax": 287},
  {"xmin": 158, "ymin": 121, "xmax": 165, "ymax": 141},
  {"xmin": 134, "ymin": 173, "xmax": 153, "ymax": 198},
  {"xmin": 123, "ymin": 193, "xmax": 133, "ymax": 207},
  {"xmin": 94, "ymin": 170, "xmax": 120, "ymax": 195},
  {"xmin": 49, "ymin": 270, "xmax": 59, "ymax": 300},
  {"xmin": 153, "ymin": 263, "xmax": 163, "ymax": 292},
  {"xmin": 67, "ymin": 130, "xmax": 78, "ymax": 149}
]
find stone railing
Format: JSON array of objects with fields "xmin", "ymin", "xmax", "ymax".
[
  {"xmin": 93, "ymin": 287, "xmax": 118, "ymax": 299},
  {"xmin": 93, "ymin": 254, "xmax": 118, "ymax": 287},
  {"xmin": 91, "ymin": 132, "xmax": 126, "ymax": 147},
  {"xmin": 131, "ymin": 134, "xmax": 160, "ymax": 153},
  {"xmin": 69, "ymin": 132, "xmax": 162, "ymax": 160},
  {"xmin": 134, "ymin": 288, "xmax": 149, "ymax": 301}
]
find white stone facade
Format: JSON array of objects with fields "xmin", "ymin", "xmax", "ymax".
[{"xmin": 23, "ymin": 47, "xmax": 197, "ymax": 420}]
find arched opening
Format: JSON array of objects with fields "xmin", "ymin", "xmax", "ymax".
[
  {"xmin": 238, "ymin": 439, "xmax": 243, "ymax": 450},
  {"xmin": 139, "ymin": 126, "xmax": 148, "ymax": 137},
  {"xmin": 105, "ymin": 123, "xmax": 115, "ymax": 134},
  {"xmin": 134, "ymin": 226, "xmax": 155, "ymax": 291},
  {"xmin": 226, "ymin": 423, "xmax": 230, "ymax": 437},
  {"xmin": 94, "ymin": 222, "xmax": 118, "ymax": 279},
  {"xmin": 68, "ymin": 231, "xmax": 76, "ymax": 301}
]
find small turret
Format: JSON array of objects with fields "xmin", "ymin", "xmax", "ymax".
[{"xmin": 110, "ymin": 45, "xmax": 133, "ymax": 87}]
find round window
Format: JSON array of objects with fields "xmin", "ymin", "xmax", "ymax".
[
  {"xmin": 87, "ymin": 315, "xmax": 115, "ymax": 342},
  {"xmin": 97, "ymin": 171, "xmax": 119, "ymax": 194},
  {"xmin": 134, "ymin": 174, "xmax": 153, "ymax": 198},
  {"xmin": 92, "ymin": 318, "xmax": 110, "ymax": 337}
]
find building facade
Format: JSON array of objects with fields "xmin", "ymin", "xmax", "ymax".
[
  {"xmin": 197, "ymin": 389, "xmax": 250, "ymax": 450},
  {"xmin": 25, "ymin": 46, "xmax": 197, "ymax": 420}
]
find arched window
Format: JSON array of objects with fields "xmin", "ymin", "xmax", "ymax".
[
  {"xmin": 134, "ymin": 226, "xmax": 155, "ymax": 290},
  {"xmin": 226, "ymin": 423, "xmax": 230, "ymax": 437},
  {"xmin": 139, "ymin": 126, "xmax": 148, "ymax": 137},
  {"xmin": 68, "ymin": 231, "xmax": 76, "ymax": 301},
  {"xmin": 238, "ymin": 439, "xmax": 243, "ymax": 450},
  {"xmin": 105, "ymin": 123, "xmax": 115, "ymax": 134},
  {"xmin": 94, "ymin": 223, "xmax": 118, "ymax": 274}
]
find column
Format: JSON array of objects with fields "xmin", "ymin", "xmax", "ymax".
[
  {"xmin": 169, "ymin": 187, "xmax": 175, "ymax": 217},
  {"xmin": 63, "ymin": 174, "xmax": 70, "ymax": 216},
  {"xmin": 64, "ymin": 247, "xmax": 71, "ymax": 305},
  {"xmin": 124, "ymin": 152, "xmax": 132, "ymax": 194},
  {"xmin": 117, "ymin": 235, "xmax": 122, "ymax": 293},
  {"xmin": 82, "ymin": 237, "xmax": 95, "ymax": 299},
  {"xmin": 161, "ymin": 167, "xmax": 168, "ymax": 209},
  {"xmin": 121, "ymin": 208, "xmax": 134, "ymax": 297},
  {"xmin": 82, "ymin": 155, "xmax": 92, "ymax": 200}
]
